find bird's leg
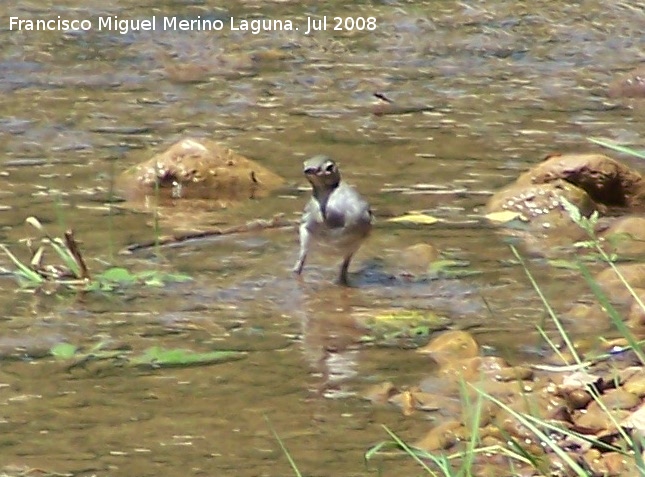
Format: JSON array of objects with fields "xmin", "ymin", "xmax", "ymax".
[
  {"xmin": 293, "ymin": 226, "xmax": 309, "ymax": 275},
  {"xmin": 338, "ymin": 254, "xmax": 353, "ymax": 286}
]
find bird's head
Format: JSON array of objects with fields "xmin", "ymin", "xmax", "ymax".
[{"xmin": 303, "ymin": 155, "xmax": 341, "ymax": 190}]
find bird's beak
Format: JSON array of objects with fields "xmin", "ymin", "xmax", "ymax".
[{"xmin": 304, "ymin": 166, "xmax": 319, "ymax": 176}]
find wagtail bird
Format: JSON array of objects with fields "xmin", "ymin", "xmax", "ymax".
[{"xmin": 293, "ymin": 155, "xmax": 373, "ymax": 285}]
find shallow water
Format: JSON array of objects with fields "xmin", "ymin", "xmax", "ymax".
[{"xmin": 0, "ymin": 0, "xmax": 644, "ymax": 475}]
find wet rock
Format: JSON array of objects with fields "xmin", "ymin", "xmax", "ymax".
[
  {"xmin": 587, "ymin": 388, "xmax": 640, "ymax": 411},
  {"xmin": 445, "ymin": 355, "xmax": 508, "ymax": 381},
  {"xmin": 625, "ymin": 289, "xmax": 645, "ymax": 332},
  {"xmin": 495, "ymin": 413, "xmax": 538, "ymax": 442},
  {"xmin": 562, "ymin": 302, "xmax": 612, "ymax": 334},
  {"xmin": 361, "ymin": 381, "xmax": 398, "ymax": 404},
  {"xmin": 117, "ymin": 138, "xmax": 285, "ymax": 205},
  {"xmin": 516, "ymin": 153, "xmax": 645, "ymax": 209},
  {"xmin": 387, "ymin": 388, "xmax": 417, "ymax": 416},
  {"xmin": 601, "ymin": 217, "xmax": 645, "ymax": 257},
  {"xmin": 564, "ymin": 388, "xmax": 593, "ymax": 409},
  {"xmin": 608, "ymin": 65, "xmax": 645, "ymax": 99},
  {"xmin": 486, "ymin": 179, "xmax": 597, "ymax": 227},
  {"xmin": 494, "ymin": 365, "xmax": 533, "ymax": 382},
  {"xmin": 388, "ymin": 389, "xmax": 460, "ymax": 415},
  {"xmin": 622, "ymin": 402, "xmax": 645, "ymax": 437},
  {"xmin": 414, "ymin": 420, "xmax": 463, "ymax": 451},
  {"xmin": 417, "ymin": 330, "xmax": 479, "ymax": 365},
  {"xmin": 591, "ymin": 451, "xmax": 632, "ymax": 476},
  {"xmin": 573, "ymin": 407, "xmax": 630, "ymax": 435},
  {"xmin": 487, "ymin": 153, "xmax": 645, "ymax": 244},
  {"xmin": 397, "ymin": 242, "xmax": 439, "ymax": 276},
  {"xmin": 559, "ymin": 370, "xmax": 603, "ymax": 394},
  {"xmin": 623, "ymin": 371, "xmax": 645, "ymax": 397},
  {"xmin": 596, "ymin": 264, "xmax": 645, "ymax": 305},
  {"xmin": 499, "ymin": 390, "xmax": 568, "ymax": 423}
]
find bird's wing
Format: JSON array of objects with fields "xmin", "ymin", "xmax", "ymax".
[{"xmin": 325, "ymin": 184, "xmax": 372, "ymax": 227}]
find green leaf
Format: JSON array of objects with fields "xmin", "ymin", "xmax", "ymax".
[
  {"xmin": 132, "ymin": 347, "xmax": 245, "ymax": 368},
  {"xmin": 51, "ymin": 343, "xmax": 78, "ymax": 359},
  {"xmin": 99, "ymin": 267, "xmax": 137, "ymax": 283}
]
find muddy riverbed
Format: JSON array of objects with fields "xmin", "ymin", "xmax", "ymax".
[{"xmin": 0, "ymin": 0, "xmax": 644, "ymax": 475}]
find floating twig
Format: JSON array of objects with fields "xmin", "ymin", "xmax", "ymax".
[{"xmin": 120, "ymin": 214, "xmax": 297, "ymax": 253}]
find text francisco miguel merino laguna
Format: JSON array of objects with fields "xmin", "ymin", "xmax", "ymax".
[{"xmin": 8, "ymin": 15, "xmax": 356, "ymax": 35}]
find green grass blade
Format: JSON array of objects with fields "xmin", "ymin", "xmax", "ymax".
[
  {"xmin": 0, "ymin": 244, "xmax": 44, "ymax": 284},
  {"xmin": 589, "ymin": 138, "xmax": 645, "ymax": 159},
  {"xmin": 380, "ymin": 425, "xmax": 442, "ymax": 476},
  {"xmin": 577, "ymin": 262, "xmax": 645, "ymax": 364},
  {"xmin": 510, "ymin": 245, "xmax": 582, "ymax": 364},
  {"xmin": 48, "ymin": 238, "xmax": 82, "ymax": 277},
  {"xmin": 264, "ymin": 416, "xmax": 303, "ymax": 477},
  {"xmin": 473, "ymin": 386, "xmax": 589, "ymax": 476}
]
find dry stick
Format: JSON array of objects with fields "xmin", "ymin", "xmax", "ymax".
[
  {"xmin": 64, "ymin": 230, "xmax": 91, "ymax": 280},
  {"xmin": 120, "ymin": 214, "xmax": 298, "ymax": 254}
]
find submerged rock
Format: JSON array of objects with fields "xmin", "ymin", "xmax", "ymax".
[
  {"xmin": 397, "ymin": 242, "xmax": 440, "ymax": 276},
  {"xmin": 117, "ymin": 138, "xmax": 285, "ymax": 206},
  {"xmin": 416, "ymin": 330, "xmax": 479, "ymax": 364},
  {"xmin": 608, "ymin": 65, "xmax": 645, "ymax": 99}
]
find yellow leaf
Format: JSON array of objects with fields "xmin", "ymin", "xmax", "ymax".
[
  {"xmin": 485, "ymin": 211, "xmax": 522, "ymax": 223},
  {"xmin": 388, "ymin": 214, "xmax": 439, "ymax": 225}
]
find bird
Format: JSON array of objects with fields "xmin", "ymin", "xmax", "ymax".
[{"xmin": 293, "ymin": 155, "xmax": 373, "ymax": 285}]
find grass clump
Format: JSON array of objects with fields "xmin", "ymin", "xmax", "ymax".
[{"xmin": 1, "ymin": 216, "xmax": 191, "ymax": 293}]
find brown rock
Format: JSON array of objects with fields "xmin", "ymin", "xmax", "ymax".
[
  {"xmin": 595, "ymin": 451, "xmax": 632, "ymax": 476},
  {"xmin": 602, "ymin": 217, "xmax": 645, "ymax": 257},
  {"xmin": 596, "ymin": 264, "xmax": 645, "ymax": 305},
  {"xmin": 608, "ymin": 66, "xmax": 645, "ymax": 98},
  {"xmin": 562, "ymin": 302, "xmax": 611, "ymax": 334},
  {"xmin": 587, "ymin": 388, "xmax": 640, "ymax": 411},
  {"xmin": 623, "ymin": 371, "xmax": 645, "ymax": 397},
  {"xmin": 417, "ymin": 330, "xmax": 479, "ymax": 365},
  {"xmin": 117, "ymin": 138, "xmax": 285, "ymax": 205},
  {"xmin": 397, "ymin": 243, "xmax": 439, "ymax": 275},
  {"xmin": 414, "ymin": 420, "xmax": 463, "ymax": 451},
  {"xmin": 627, "ymin": 288, "xmax": 645, "ymax": 330},
  {"xmin": 486, "ymin": 179, "xmax": 597, "ymax": 225},
  {"xmin": 501, "ymin": 389, "xmax": 568, "ymax": 421},
  {"xmin": 573, "ymin": 407, "xmax": 629, "ymax": 434},
  {"xmin": 564, "ymin": 388, "xmax": 593, "ymax": 409},
  {"xmin": 515, "ymin": 153, "xmax": 645, "ymax": 209},
  {"xmin": 361, "ymin": 382, "xmax": 398, "ymax": 404},
  {"xmin": 452, "ymin": 356, "xmax": 509, "ymax": 379},
  {"xmin": 494, "ymin": 366, "xmax": 534, "ymax": 382}
]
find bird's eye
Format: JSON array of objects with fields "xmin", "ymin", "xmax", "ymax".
[{"xmin": 325, "ymin": 162, "xmax": 335, "ymax": 173}]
